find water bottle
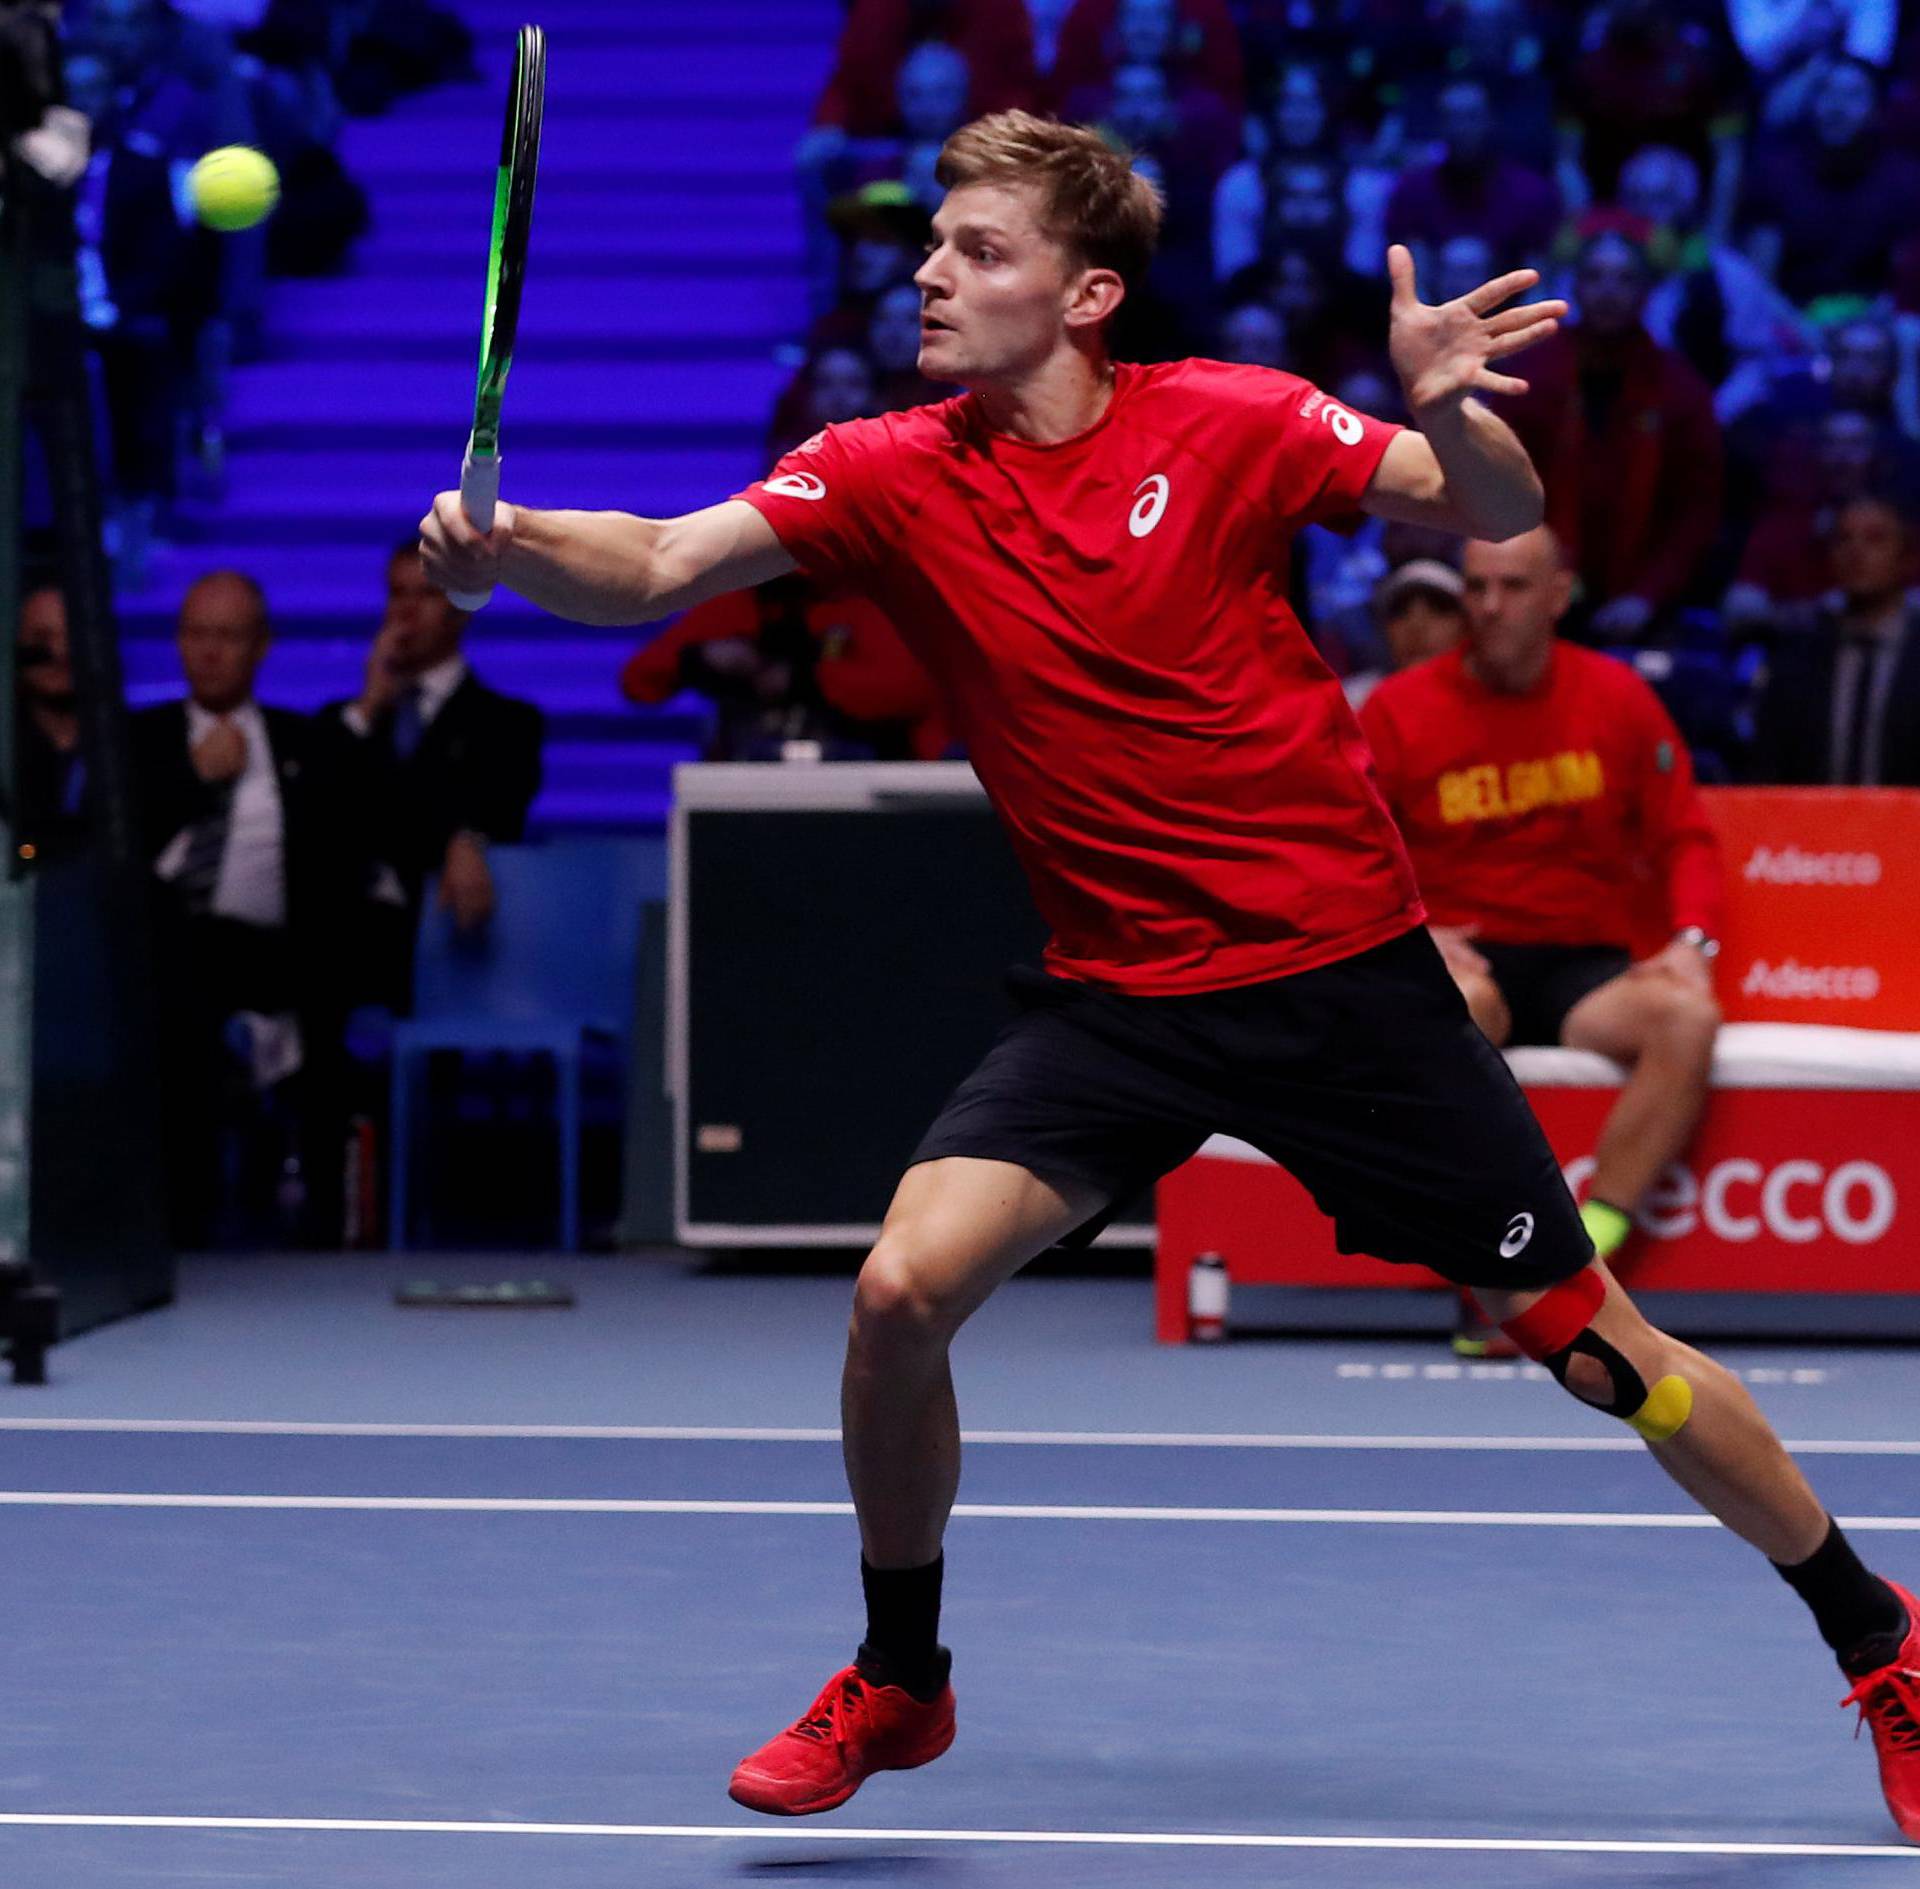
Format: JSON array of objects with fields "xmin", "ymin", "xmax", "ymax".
[{"xmin": 1187, "ymin": 1250, "xmax": 1229, "ymax": 1343}]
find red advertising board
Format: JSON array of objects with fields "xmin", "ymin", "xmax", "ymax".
[
  {"xmin": 1156, "ymin": 1082, "xmax": 1919, "ymax": 1339},
  {"xmin": 1154, "ymin": 789, "xmax": 1920, "ymax": 1337},
  {"xmin": 1702, "ymin": 789, "xmax": 1920, "ymax": 1030}
]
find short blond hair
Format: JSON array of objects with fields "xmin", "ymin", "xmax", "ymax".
[{"xmin": 935, "ymin": 110, "xmax": 1164, "ymax": 291}]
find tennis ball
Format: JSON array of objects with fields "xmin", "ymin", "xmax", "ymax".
[{"xmin": 188, "ymin": 145, "xmax": 280, "ymax": 233}]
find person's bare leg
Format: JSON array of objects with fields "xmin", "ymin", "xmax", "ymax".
[
  {"xmin": 1445, "ymin": 965, "xmax": 1512, "ymax": 1047},
  {"xmin": 845, "ymin": 1157, "xmax": 1107, "ymax": 1569},
  {"xmin": 1562, "ymin": 968, "xmax": 1719, "ymax": 1216},
  {"xmin": 1476, "ymin": 1261, "xmax": 1825, "ymax": 1561}
]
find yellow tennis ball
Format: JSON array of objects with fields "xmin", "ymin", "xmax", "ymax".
[{"xmin": 188, "ymin": 145, "xmax": 280, "ymax": 233}]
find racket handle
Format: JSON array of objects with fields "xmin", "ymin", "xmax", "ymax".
[{"xmin": 449, "ymin": 446, "xmax": 502, "ymax": 611}]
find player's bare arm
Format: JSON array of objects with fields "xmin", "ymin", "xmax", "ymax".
[
  {"xmin": 1363, "ymin": 244, "xmax": 1565, "ymax": 543},
  {"xmin": 418, "ymin": 495, "xmax": 796, "ymax": 626}
]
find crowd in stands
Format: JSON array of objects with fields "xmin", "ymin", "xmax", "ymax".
[
  {"xmin": 14, "ymin": 536, "xmax": 545, "ymax": 1248},
  {"xmin": 25, "ymin": 0, "xmax": 470, "ymax": 584},
  {"xmin": 664, "ymin": 0, "xmax": 1920, "ymax": 789}
]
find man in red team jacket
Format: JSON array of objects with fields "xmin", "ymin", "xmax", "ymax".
[
  {"xmin": 1360, "ymin": 527, "xmax": 1724, "ymax": 1350},
  {"xmin": 419, "ymin": 113, "xmax": 1919, "ymax": 1839}
]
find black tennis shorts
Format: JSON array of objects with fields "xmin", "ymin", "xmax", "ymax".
[
  {"xmin": 1474, "ymin": 941, "xmax": 1631, "ymax": 1048},
  {"xmin": 910, "ymin": 926, "xmax": 1593, "ymax": 1291}
]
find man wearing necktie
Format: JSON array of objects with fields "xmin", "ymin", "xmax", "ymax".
[
  {"xmin": 328, "ymin": 539, "xmax": 544, "ymax": 1011},
  {"xmin": 1750, "ymin": 495, "xmax": 1920, "ymax": 787},
  {"xmin": 130, "ymin": 571, "xmax": 369, "ymax": 1246}
]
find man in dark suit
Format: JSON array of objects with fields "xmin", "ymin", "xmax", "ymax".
[
  {"xmin": 130, "ymin": 570, "xmax": 365, "ymax": 1245},
  {"xmin": 327, "ymin": 539, "xmax": 545, "ymax": 1008},
  {"xmin": 1750, "ymin": 495, "xmax": 1920, "ymax": 788}
]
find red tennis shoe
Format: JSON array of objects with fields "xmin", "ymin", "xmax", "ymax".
[
  {"xmin": 728, "ymin": 1664, "xmax": 956, "ymax": 1816},
  {"xmin": 1841, "ymin": 1581, "xmax": 1920, "ymax": 1842}
]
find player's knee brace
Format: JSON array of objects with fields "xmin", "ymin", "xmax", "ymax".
[{"xmin": 1498, "ymin": 1270, "xmax": 1693, "ymax": 1442}]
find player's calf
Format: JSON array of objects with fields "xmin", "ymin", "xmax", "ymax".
[{"xmin": 1487, "ymin": 1263, "xmax": 1694, "ymax": 1440}]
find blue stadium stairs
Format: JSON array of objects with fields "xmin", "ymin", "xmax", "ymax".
[{"xmin": 117, "ymin": 0, "xmax": 839, "ymax": 829}]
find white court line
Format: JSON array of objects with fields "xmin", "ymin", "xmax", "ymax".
[
  {"xmin": 3, "ymin": 1491, "xmax": 1918, "ymax": 1528},
  {"xmin": 1, "ymin": 1418, "xmax": 1917, "ymax": 1454},
  {"xmin": 0, "ymin": 1813, "xmax": 1913, "ymax": 1859}
]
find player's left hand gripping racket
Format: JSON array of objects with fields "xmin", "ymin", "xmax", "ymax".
[{"xmin": 449, "ymin": 22, "xmax": 545, "ymax": 611}]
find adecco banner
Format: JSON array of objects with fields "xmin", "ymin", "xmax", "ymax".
[
  {"xmin": 1156, "ymin": 1084, "xmax": 1916, "ymax": 1337},
  {"xmin": 1529, "ymin": 1085, "xmax": 1912, "ymax": 1293},
  {"xmin": 1704, "ymin": 788, "xmax": 1920, "ymax": 1029}
]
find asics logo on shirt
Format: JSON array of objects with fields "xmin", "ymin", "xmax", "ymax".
[
  {"xmin": 1299, "ymin": 391, "xmax": 1365, "ymax": 445},
  {"xmin": 765, "ymin": 471, "xmax": 828, "ymax": 501},
  {"xmin": 1499, "ymin": 1212, "xmax": 1535, "ymax": 1259},
  {"xmin": 1129, "ymin": 473, "xmax": 1171, "ymax": 538}
]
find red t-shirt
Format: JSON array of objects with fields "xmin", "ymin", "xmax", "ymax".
[
  {"xmin": 1358, "ymin": 643, "xmax": 1724, "ymax": 950},
  {"xmin": 733, "ymin": 359, "xmax": 1424, "ymax": 994}
]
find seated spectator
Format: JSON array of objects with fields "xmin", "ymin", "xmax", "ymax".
[
  {"xmin": 1502, "ymin": 230, "xmax": 1725, "ymax": 641},
  {"xmin": 1072, "ymin": 60, "xmax": 1237, "ymax": 327},
  {"xmin": 1430, "ymin": 233, "xmax": 1496, "ymax": 309},
  {"xmin": 1722, "ymin": 313, "xmax": 1920, "ymax": 534},
  {"xmin": 1560, "ymin": 0, "xmax": 1746, "ymax": 226},
  {"xmin": 1618, "ymin": 144, "xmax": 1812, "ymax": 413},
  {"xmin": 1406, "ymin": 0, "xmax": 1565, "ymax": 173},
  {"xmin": 767, "ymin": 345, "xmax": 883, "ymax": 463},
  {"xmin": 808, "ymin": 181, "xmax": 932, "ymax": 347},
  {"xmin": 1730, "ymin": 408, "xmax": 1908, "ymax": 614},
  {"xmin": 1823, "ymin": 315, "xmax": 1917, "ymax": 438},
  {"xmin": 1213, "ymin": 299, "xmax": 1287, "ymax": 368},
  {"xmin": 10, "ymin": 580, "xmax": 90, "ymax": 858},
  {"xmin": 622, "ymin": 579, "xmax": 950, "ymax": 762},
  {"xmin": 62, "ymin": 24, "xmax": 232, "ymax": 583},
  {"xmin": 1740, "ymin": 55, "xmax": 1920, "ymax": 307},
  {"xmin": 799, "ymin": 43, "xmax": 973, "ymax": 314},
  {"xmin": 1383, "ymin": 77, "xmax": 1560, "ymax": 284},
  {"xmin": 866, "ymin": 281, "xmax": 955, "ymax": 410},
  {"xmin": 1729, "ymin": 0, "xmax": 1900, "ymax": 129},
  {"xmin": 327, "ymin": 542, "xmax": 545, "ymax": 1010},
  {"xmin": 1300, "ymin": 505, "xmax": 1452, "ymax": 684},
  {"xmin": 809, "ymin": 0, "xmax": 1035, "ymax": 140},
  {"xmin": 1224, "ymin": 241, "xmax": 1383, "ymax": 388},
  {"xmin": 1212, "ymin": 60, "xmax": 1343, "ymax": 282},
  {"xmin": 1729, "ymin": 0, "xmax": 1900, "ymax": 82},
  {"xmin": 864, "ymin": 40, "xmax": 974, "ymax": 208},
  {"xmin": 1049, "ymin": 0, "xmax": 1244, "ymax": 120},
  {"xmin": 129, "ymin": 570, "xmax": 364, "ymax": 1246},
  {"xmin": 1360, "ymin": 526, "xmax": 1724, "ymax": 1349},
  {"xmin": 1341, "ymin": 557, "xmax": 1466, "ymax": 710},
  {"xmin": 1748, "ymin": 493, "xmax": 1920, "ymax": 784}
]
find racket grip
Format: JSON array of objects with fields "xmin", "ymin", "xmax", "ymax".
[{"xmin": 449, "ymin": 447, "xmax": 502, "ymax": 611}]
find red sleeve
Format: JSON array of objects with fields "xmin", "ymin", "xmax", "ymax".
[
  {"xmin": 1213, "ymin": 366, "xmax": 1403, "ymax": 531},
  {"xmin": 619, "ymin": 593, "xmax": 760, "ymax": 705},
  {"xmin": 732, "ymin": 418, "xmax": 899, "ymax": 588},
  {"xmin": 1622, "ymin": 673, "xmax": 1724, "ymax": 936}
]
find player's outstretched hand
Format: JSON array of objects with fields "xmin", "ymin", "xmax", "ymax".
[
  {"xmin": 1386, "ymin": 245, "xmax": 1566, "ymax": 412},
  {"xmin": 420, "ymin": 490, "xmax": 516, "ymax": 600}
]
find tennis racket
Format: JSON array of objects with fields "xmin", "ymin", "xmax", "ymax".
[{"xmin": 448, "ymin": 22, "xmax": 546, "ymax": 611}]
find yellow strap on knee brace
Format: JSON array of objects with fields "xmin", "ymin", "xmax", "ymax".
[{"xmin": 1628, "ymin": 1373, "xmax": 1693, "ymax": 1442}]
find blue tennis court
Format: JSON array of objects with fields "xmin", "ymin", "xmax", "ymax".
[{"xmin": 4, "ymin": 1259, "xmax": 1916, "ymax": 1886}]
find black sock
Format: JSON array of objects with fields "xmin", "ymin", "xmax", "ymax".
[
  {"xmin": 855, "ymin": 1554, "xmax": 949, "ymax": 1701},
  {"xmin": 1773, "ymin": 1516, "xmax": 1907, "ymax": 1672}
]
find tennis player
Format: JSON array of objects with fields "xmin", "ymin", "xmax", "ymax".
[{"xmin": 420, "ymin": 113, "xmax": 1919, "ymax": 1837}]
